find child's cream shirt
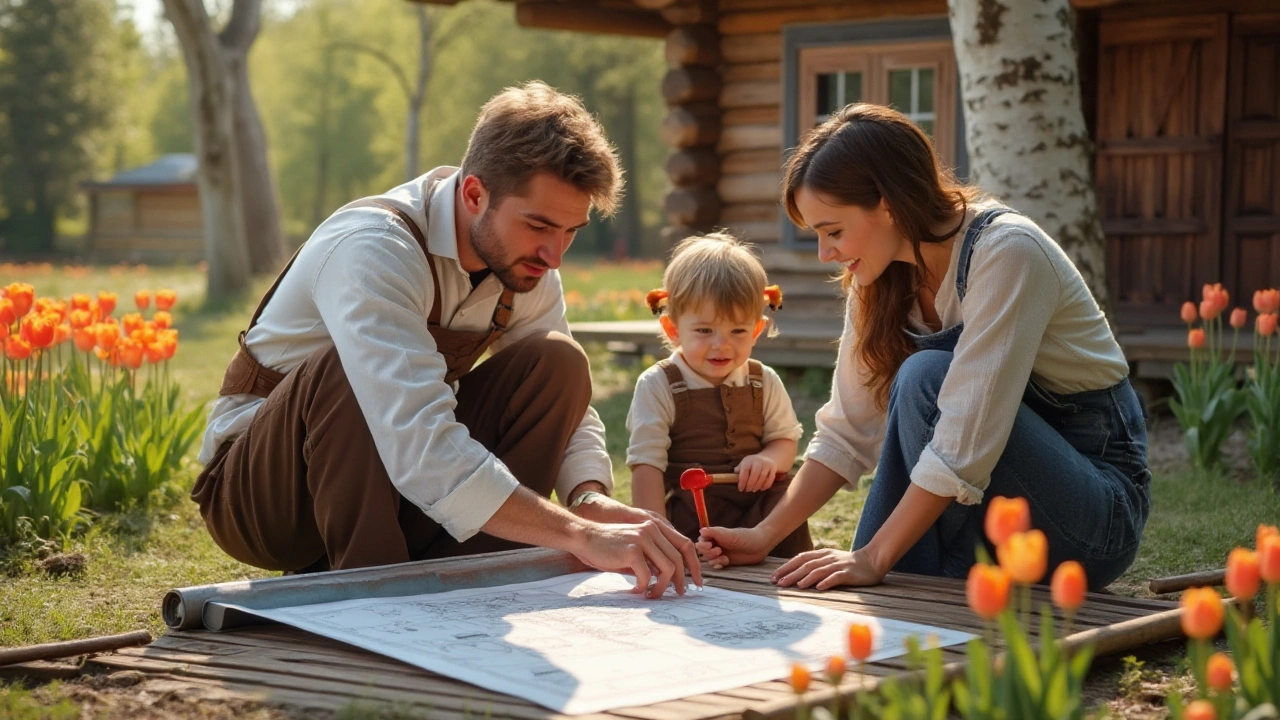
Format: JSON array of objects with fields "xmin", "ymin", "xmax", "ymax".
[{"xmin": 626, "ymin": 352, "xmax": 804, "ymax": 472}]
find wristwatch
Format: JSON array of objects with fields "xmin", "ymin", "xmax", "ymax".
[{"xmin": 569, "ymin": 490, "xmax": 606, "ymax": 511}]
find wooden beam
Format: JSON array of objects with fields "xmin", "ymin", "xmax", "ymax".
[
  {"xmin": 666, "ymin": 24, "xmax": 720, "ymax": 66},
  {"xmin": 661, "ymin": 0, "xmax": 717, "ymax": 25},
  {"xmin": 722, "ymin": 33, "xmax": 780, "ymax": 63},
  {"xmin": 665, "ymin": 186, "xmax": 722, "ymax": 227},
  {"xmin": 515, "ymin": 2, "xmax": 671, "ymax": 38},
  {"xmin": 719, "ymin": 171, "xmax": 782, "ymax": 204},
  {"xmin": 665, "ymin": 148, "xmax": 721, "ymax": 186},
  {"xmin": 661, "ymin": 104, "xmax": 722, "ymax": 148},
  {"xmin": 634, "ymin": 0, "xmax": 679, "ymax": 9},
  {"xmin": 662, "ymin": 66, "xmax": 722, "ymax": 104}
]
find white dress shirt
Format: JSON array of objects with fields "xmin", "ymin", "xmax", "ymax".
[{"xmin": 198, "ymin": 169, "xmax": 613, "ymax": 542}]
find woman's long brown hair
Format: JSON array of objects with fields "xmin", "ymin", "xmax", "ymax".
[{"xmin": 782, "ymin": 104, "xmax": 980, "ymax": 409}]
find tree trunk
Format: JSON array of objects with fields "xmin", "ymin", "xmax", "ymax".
[
  {"xmin": 162, "ymin": 0, "xmax": 276, "ymax": 300},
  {"xmin": 229, "ymin": 50, "xmax": 286, "ymax": 274},
  {"xmin": 948, "ymin": 0, "xmax": 1109, "ymax": 312},
  {"xmin": 614, "ymin": 80, "xmax": 642, "ymax": 258},
  {"xmin": 406, "ymin": 6, "xmax": 433, "ymax": 181}
]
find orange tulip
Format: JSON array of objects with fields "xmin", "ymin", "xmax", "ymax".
[
  {"xmin": 94, "ymin": 346, "xmax": 118, "ymax": 367},
  {"xmin": 825, "ymin": 656, "xmax": 846, "ymax": 685},
  {"xmin": 97, "ymin": 291, "xmax": 117, "ymax": 316},
  {"xmin": 68, "ymin": 309, "xmax": 92, "ymax": 329},
  {"xmin": 1189, "ymin": 328, "xmax": 1206, "ymax": 349},
  {"xmin": 1225, "ymin": 548, "xmax": 1260, "ymax": 600},
  {"xmin": 3, "ymin": 283, "xmax": 34, "ymax": 318},
  {"xmin": 53, "ymin": 323, "xmax": 70, "ymax": 346},
  {"xmin": 848, "ymin": 623, "xmax": 873, "ymax": 661},
  {"xmin": 153, "ymin": 311, "xmax": 172, "ymax": 329},
  {"xmin": 20, "ymin": 314, "xmax": 56, "ymax": 349},
  {"xmin": 154, "ymin": 288, "xmax": 177, "ymax": 311},
  {"xmin": 69, "ymin": 293, "xmax": 91, "ymax": 311},
  {"xmin": 121, "ymin": 312, "xmax": 144, "ymax": 335},
  {"xmin": 1212, "ymin": 284, "xmax": 1229, "ymax": 313},
  {"xmin": 998, "ymin": 529, "xmax": 1048, "ymax": 585},
  {"xmin": 143, "ymin": 341, "xmax": 165, "ymax": 364},
  {"xmin": 0, "ymin": 297, "xmax": 14, "ymax": 326},
  {"xmin": 1230, "ymin": 307, "xmax": 1247, "ymax": 329},
  {"xmin": 1206, "ymin": 652, "xmax": 1233, "ymax": 693},
  {"xmin": 1259, "ymin": 313, "xmax": 1278, "ymax": 338},
  {"xmin": 94, "ymin": 322, "xmax": 120, "ymax": 352},
  {"xmin": 73, "ymin": 327, "xmax": 96, "ymax": 353},
  {"xmin": 789, "ymin": 663, "xmax": 810, "ymax": 694},
  {"xmin": 1260, "ymin": 534, "xmax": 1280, "ymax": 584},
  {"xmin": 1200, "ymin": 299, "xmax": 1218, "ymax": 321},
  {"xmin": 118, "ymin": 338, "xmax": 144, "ymax": 370},
  {"xmin": 1181, "ymin": 301, "xmax": 1198, "ymax": 324},
  {"xmin": 984, "ymin": 496, "xmax": 1031, "ymax": 546},
  {"xmin": 1254, "ymin": 290, "xmax": 1268, "ymax": 313},
  {"xmin": 1185, "ymin": 699, "xmax": 1216, "ymax": 720},
  {"xmin": 134, "ymin": 289, "xmax": 151, "ymax": 310},
  {"xmin": 0, "ymin": 323, "xmax": 7, "ymax": 341},
  {"xmin": 1259, "ymin": 524, "xmax": 1279, "ymax": 549},
  {"xmin": 157, "ymin": 330, "xmax": 178, "ymax": 359},
  {"xmin": 1051, "ymin": 561, "xmax": 1087, "ymax": 612},
  {"xmin": 4, "ymin": 336, "xmax": 31, "ymax": 360},
  {"xmin": 1255, "ymin": 289, "xmax": 1280, "ymax": 315},
  {"xmin": 966, "ymin": 563, "xmax": 1011, "ymax": 620},
  {"xmin": 1180, "ymin": 587, "xmax": 1225, "ymax": 640}
]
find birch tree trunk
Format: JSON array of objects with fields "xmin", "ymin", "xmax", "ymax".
[
  {"xmin": 406, "ymin": 6, "xmax": 433, "ymax": 181},
  {"xmin": 162, "ymin": 0, "xmax": 282, "ymax": 298},
  {"xmin": 948, "ymin": 0, "xmax": 1109, "ymax": 312}
]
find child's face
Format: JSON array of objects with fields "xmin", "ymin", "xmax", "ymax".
[{"xmin": 661, "ymin": 300, "xmax": 765, "ymax": 385}]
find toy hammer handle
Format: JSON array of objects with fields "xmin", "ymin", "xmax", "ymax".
[
  {"xmin": 691, "ymin": 489, "xmax": 711, "ymax": 529},
  {"xmin": 707, "ymin": 472, "xmax": 788, "ymax": 484}
]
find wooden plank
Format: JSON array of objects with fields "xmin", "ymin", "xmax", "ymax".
[
  {"xmin": 721, "ymin": 148, "xmax": 782, "ymax": 175},
  {"xmin": 721, "ymin": 33, "xmax": 779, "ymax": 64},
  {"xmin": 720, "ymin": 80, "xmax": 780, "ymax": 109},
  {"xmin": 723, "ymin": 61, "xmax": 780, "ymax": 83},
  {"xmin": 723, "ymin": 106, "xmax": 780, "ymax": 127},
  {"xmin": 515, "ymin": 3, "xmax": 671, "ymax": 38},
  {"xmin": 717, "ymin": 124, "xmax": 779, "ymax": 153},
  {"xmin": 721, "ymin": 202, "xmax": 780, "ymax": 224},
  {"xmin": 719, "ymin": 171, "xmax": 782, "ymax": 204},
  {"xmin": 718, "ymin": 1, "xmax": 946, "ymax": 35}
]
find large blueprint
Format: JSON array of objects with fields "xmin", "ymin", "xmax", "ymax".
[{"xmin": 226, "ymin": 571, "xmax": 973, "ymax": 714}]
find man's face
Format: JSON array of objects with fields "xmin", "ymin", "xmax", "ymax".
[{"xmin": 468, "ymin": 173, "xmax": 592, "ymax": 294}]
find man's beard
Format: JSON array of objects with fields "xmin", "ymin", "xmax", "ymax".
[{"xmin": 469, "ymin": 210, "xmax": 547, "ymax": 294}]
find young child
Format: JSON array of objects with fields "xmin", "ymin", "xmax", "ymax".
[{"xmin": 626, "ymin": 233, "xmax": 813, "ymax": 557}]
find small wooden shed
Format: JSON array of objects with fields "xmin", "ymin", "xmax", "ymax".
[
  {"xmin": 80, "ymin": 153, "xmax": 204, "ymax": 264},
  {"xmin": 432, "ymin": 0, "xmax": 1280, "ymax": 375}
]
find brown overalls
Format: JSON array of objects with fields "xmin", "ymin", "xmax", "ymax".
[
  {"xmin": 192, "ymin": 170, "xmax": 593, "ymax": 572},
  {"xmin": 660, "ymin": 359, "xmax": 813, "ymax": 558}
]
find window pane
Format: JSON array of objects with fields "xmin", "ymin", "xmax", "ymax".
[
  {"xmin": 888, "ymin": 69, "xmax": 914, "ymax": 113},
  {"xmin": 816, "ymin": 72, "xmax": 863, "ymax": 123},
  {"xmin": 918, "ymin": 119, "xmax": 935, "ymax": 135},
  {"xmin": 918, "ymin": 69, "xmax": 935, "ymax": 113},
  {"xmin": 816, "ymin": 73, "xmax": 838, "ymax": 118},
  {"xmin": 845, "ymin": 72, "xmax": 863, "ymax": 104}
]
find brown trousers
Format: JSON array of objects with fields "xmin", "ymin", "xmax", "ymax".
[{"xmin": 191, "ymin": 331, "xmax": 592, "ymax": 572}]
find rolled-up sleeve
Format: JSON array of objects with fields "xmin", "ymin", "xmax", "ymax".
[
  {"xmin": 910, "ymin": 231, "xmax": 1063, "ymax": 504},
  {"xmin": 802, "ymin": 296, "xmax": 885, "ymax": 487},
  {"xmin": 311, "ymin": 227, "xmax": 519, "ymax": 541},
  {"xmin": 625, "ymin": 367, "xmax": 675, "ymax": 471}
]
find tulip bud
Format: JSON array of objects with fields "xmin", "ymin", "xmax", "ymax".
[
  {"xmin": 997, "ymin": 529, "xmax": 1048, "ymax": 585},
  {"xmin": 1258, "ymin": 313, "xmax": 1278, "ymax": 338},
  {"xmin": 135, "ymin": 289, "xmax": 151, "ymax": 310},
  {"xmin": 155, "ymin": 288, "xmax": 177, "ymax": 311},
  {"xmin": 1181, "ymin": 301, "xmax": 1198, "ymax": 324},
  {"xmin": 4, "ymin": 336, "xmax": 31, "ymax": 360},
  {"xmin": 1206, "ymin": 652, "xmax": 1233, "ymax": 693},
  {"xmin": 1260, "ymin": 534, "xmax": 1280, "ymax": 584},
  {"xmin": 1224, "ymin": 547, "xmax": 1260, "ymax": 600},
  {"xmin": 97, "ymin": 291, "xmax": 117, "ymax": 316},
  {"xmin": 966, "ymin": 563, "xmax": 1011, "ymax": 620},
  {"xmin": 1188, "ymin": 328, "xmax": 1206, "ymax": 349},
  {"xmin": 1230, "ymin": 307, "xmax": 1247, "ymax": 329},
  {"xmin": 789, "ymin": 663, "xmax": 810, "ymax": 694},
  {"xmin": 1180, "ymin": 587, "xmax": 1224, "ymax": 640},
  {"xmin": 825, "ymin": 655, "xmax": 846, "ymax": 685},
  {"xmin": 848, "ymin": 623, "xmax": 873, "ymax": 662},
  {"xmin": 1051, "ymin": 561, "xmax": 1087, "ymax": 612},
  {"xmin": 1185, "ymin": 699, "xmax": 1217, "ymax": 720},
  {"xmin": 1259, "ymin": 524, "xmax": 1279, "ymax": 550},
  {"xmin": 984, "ymin": 496, "xmax": 1031, "ymax": 546}
]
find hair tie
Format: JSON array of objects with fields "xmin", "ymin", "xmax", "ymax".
[
  {"xmin": 645, "ymin": 289, "xmax": 669, "ymax": 316},
  {"xmin": 764, "ymin": 285, "xmax": 783, "ymax": 312}
]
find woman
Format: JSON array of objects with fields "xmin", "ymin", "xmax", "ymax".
[{"xmin": 697, "ymin": 104, "xmax": 1150, "ymax": 592}]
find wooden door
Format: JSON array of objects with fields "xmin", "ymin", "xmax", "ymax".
[
  {"xmin": 1223, "ymin": 13, "xmax": 1280, "ymax": 301},
  {"xmin": 1096, "ymin": 15, "xmax": 1228, "ymax": 328}
]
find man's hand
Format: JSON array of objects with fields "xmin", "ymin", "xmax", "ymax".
[
  {"xmin": 573, "ymin": 491, "xmax": 662, "ymax": 525},
  {"xmin": 734, "ymin": 454, "xmax": 778, "ymax": 492},
  {"xmin": 695, "ymin": 525, "xmax": 772, "ymax": 569},
  {"xmin": 769, "ymin": 547, "xmax": 886, "ymax": 590},
  {"xmin": 572, "ymin": 519, "xmax": 703, "ymax": 598}
]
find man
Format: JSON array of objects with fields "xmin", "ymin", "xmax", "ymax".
[{"xmin": 193, "ymin": 81, "xmax": 699, "ymax": 598}]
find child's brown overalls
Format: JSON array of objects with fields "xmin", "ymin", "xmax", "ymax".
[{"xmin": 659, "ymin": 358, "xmax": 813, "ymax": 558}]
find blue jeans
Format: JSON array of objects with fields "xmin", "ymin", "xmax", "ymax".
[{"xmin": 851, "ymin": 350, "xmax": 1152, "ymax": 590}]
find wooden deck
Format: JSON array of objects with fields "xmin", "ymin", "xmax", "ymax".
[
  {"xmin": 57, "ymin": 556, "xmax": 1182, "ymax": 720},
  {"xmin": 571, "ymin": 319, "xmax": 1253, "ymax": 381}
]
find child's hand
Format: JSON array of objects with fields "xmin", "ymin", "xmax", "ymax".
[{"xmin": 734, "ymin": 455, "xmax": 777, "ymax": 492}]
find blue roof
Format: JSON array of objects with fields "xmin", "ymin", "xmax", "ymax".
[{"xmin": 106, "ymin": 153, "xmax": 197, "ymax": 185}]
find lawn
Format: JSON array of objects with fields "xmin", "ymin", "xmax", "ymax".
[{"xmin": 2, "ymin": 259, "xmax": 1277, "ymax": 717}]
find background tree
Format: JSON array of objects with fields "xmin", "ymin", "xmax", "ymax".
[
  {"xmin": 948, "ymin": 0, "xmax": 1109, "ymax": 311},
  {"xmin": 162, "ymin": 0, "xmax": 284, "ymax": 300},
  {"xmin": 0, "ymin": 0, "xmax": 123, "ymax": 254}
]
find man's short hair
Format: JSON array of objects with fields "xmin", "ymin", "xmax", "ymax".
[{"xmin": 459, "ymin": 81, "xmax": 623, "ymax": 217}]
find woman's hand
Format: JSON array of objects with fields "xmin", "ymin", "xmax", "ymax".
[
  {"xmin": 696, "ymin": 526, "xmax": 773, "ymax": 569},
  {"xmin": 770, "ymin": 547, "xmax": 886, "ymax": 590}
]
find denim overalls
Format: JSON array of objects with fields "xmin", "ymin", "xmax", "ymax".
[{"xmin": 850, "ymin": 209, "xmax": 1152, "ymax": 590}]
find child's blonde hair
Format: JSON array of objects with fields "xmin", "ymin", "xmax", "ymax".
[{"xmin": 647, "ymin": 232, "xmax": 781, "ymax": 349}]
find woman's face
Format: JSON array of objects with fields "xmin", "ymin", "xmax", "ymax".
[{"xmin": 793, "ymin": 187, "xmax": 905, "ymax": 287}]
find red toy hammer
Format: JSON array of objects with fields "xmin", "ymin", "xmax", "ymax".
[{"xmin": 678, "ymin": 468, "xmax": 740, "ymax": 528}]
